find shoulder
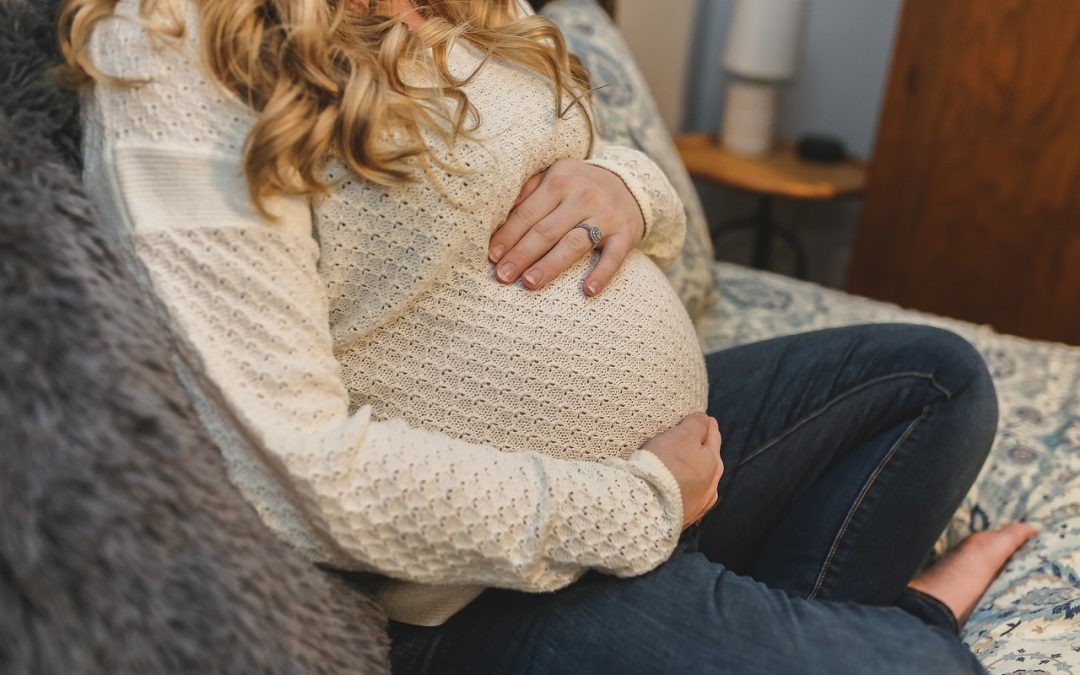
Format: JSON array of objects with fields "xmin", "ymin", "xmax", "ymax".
[
  {"xmin": 87, "ymin": 0, "xmax": 201, "ymax": 79},
  {"xmin": 83, "ymin": 0, "xmax": 253, "ymax": 151}
]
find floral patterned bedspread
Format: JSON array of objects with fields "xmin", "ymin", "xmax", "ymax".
[{"xmin": 697, "ymin": 262, "xmax": 1080, "ymax": 672}]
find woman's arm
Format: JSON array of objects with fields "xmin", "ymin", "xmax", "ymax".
[{"xmin": 98, "ymin": 141, "xmax": 684, "ymax": 591}]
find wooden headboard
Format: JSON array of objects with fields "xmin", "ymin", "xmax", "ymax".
[{"xmin": 528, "ymin": 0, "xmax": 616, "ymax": 18}]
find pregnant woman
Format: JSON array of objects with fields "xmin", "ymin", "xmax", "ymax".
[{"xmin": 61, "ymin": 0, "xmax": 1034, "ymax": 672}]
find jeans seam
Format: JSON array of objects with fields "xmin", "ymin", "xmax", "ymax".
[
  {"xmin": 737, "ymin": 371, "xmax": 953, "ymax": 469},
  {"xmin": 807, "ymin": 405, "xmax": 930, "ymax": 600}
]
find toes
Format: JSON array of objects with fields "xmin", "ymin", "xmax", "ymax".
[
  {"xmin": 997, "ymin": 522, "xmax": 1039, "ymax": 547},
  {"xmin": 961, "ymin": 523, "xmax": 1037, "ymax": 561},
  {"xmin": 1011, "ymin": 521, "xmax": 1039, "ymax": 537}
]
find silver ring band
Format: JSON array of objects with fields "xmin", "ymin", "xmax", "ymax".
[{"xmin": 575, "ymin": 222, "xmax": 603, "ymax": 249}]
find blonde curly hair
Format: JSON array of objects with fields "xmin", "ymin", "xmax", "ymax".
[{"xmin": 56, "ymin": 0, "xmax": 593, "ymax": 215}]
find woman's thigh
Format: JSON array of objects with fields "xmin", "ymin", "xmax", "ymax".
[
  {"xmin": 389, "ymin": 547, "xmax": 985, "ymax": 675},
  {"xmin": 698, "ymin": 323, "xmax": 997, "ymax": 602}
]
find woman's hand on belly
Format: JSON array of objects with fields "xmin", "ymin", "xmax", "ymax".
[
  {"xmin": 488, "ymin": 159, "xmax": 646, "ymax": 297},
  {"xmin": 642, "ymin": 413, "xmax": 725, "ymax": 530}
]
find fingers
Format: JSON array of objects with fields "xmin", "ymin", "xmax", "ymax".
[
  {"xmin": 705, "ymin": 417, "xmax": 724, "ymax": 485},
  {"xmin": 582, "ymin": 234, "xmax": 633, "ymax": 297},
  {"xmin": 679, "ymin": 412, "xmax": 711, "ymax": 443},
  {"xmin": 490, "ymin": 174, "xmax": 560, "ymax": 264},
  {"xmin": 998, "ymin": 522, "xmax": 1039, "ymax": 544},
  {"xmin": 513, "ymin": 172, "xmax": 544, "ymax": 208},
  {"xmin": 694, "ymin": 416, "xmax": 723, "ymax": 513},
  {"xmin": 491, "ymin": 160, "xmax": 644, "ymax": 292},
  {"xmin": 704, "ymin": 416, "xmax": 722, "ymax": 453},
  {"xmin": 495, "ymin": 203, "xmax": 581, "ymax": 284},
  {"xmin": 703, "ymin": 491, "xmax": 720, "ymax": 517},
  {"xmin": 687, "ymin": 491, "xmax": 719, "ymax": 528},
  {"xmin": 520, "ymin": 225, "xmax": 597, "ymax": 290}
]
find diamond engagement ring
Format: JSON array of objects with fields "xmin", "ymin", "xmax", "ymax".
[{"xmin": 575, "ymin": 222, "xmax": 603, "ymax": 249}]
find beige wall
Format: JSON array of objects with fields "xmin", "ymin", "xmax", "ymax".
[{"xmin": 615, "ymin": 0, "xmax": 697, "ymax": 132}]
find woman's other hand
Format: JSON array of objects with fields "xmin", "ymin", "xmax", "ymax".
[
  {"xmin": 488, "ymin": 159, "xmax": 646, "ymax": 297},
  {"xmin": 642, "ymin": 413, "xmax": 724, "ymax": 530}
]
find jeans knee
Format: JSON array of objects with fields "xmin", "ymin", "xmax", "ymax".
[
  {"xmin": 907, "ymin": 325, "xmax": 998, "ymax": 435},
  {"xmin": 926, "ymin": 327, "xmax": 993, "ymax": 391}
]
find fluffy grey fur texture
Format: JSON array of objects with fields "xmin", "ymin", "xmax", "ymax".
[{"xmin": 0, "ymin": 2, "xmax": 392, "ymax": 672}]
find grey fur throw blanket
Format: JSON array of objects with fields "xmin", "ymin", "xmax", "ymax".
[{"xmin": 0, "ymin": 1, "xmax": 391, "ymax": 672}]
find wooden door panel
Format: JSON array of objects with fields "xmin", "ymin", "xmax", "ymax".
[{"xmin": 848, "ymin": 0, "xmax": 1080, "ymax": 344}]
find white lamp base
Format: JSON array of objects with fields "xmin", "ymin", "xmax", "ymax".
[{"xmin": 721, "ymin": 79, "xmax": 780, "ymax": 156}]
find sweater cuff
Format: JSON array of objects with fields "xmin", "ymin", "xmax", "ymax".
[
  {"xmin": 585, "ymin": 155, "xmax": 657, "ymax": 244},
  {"xmin": 621, "ymin": 449, "xmax": 684, "ymax": 549}
]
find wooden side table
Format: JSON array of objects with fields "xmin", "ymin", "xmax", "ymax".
[{"xmin": 675, "ymin": 133, "xmax": 868, "ymax": 279}]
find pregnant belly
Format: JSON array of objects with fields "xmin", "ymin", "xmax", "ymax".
[{"xmin": 337, "ymin": 250, "xmax": 709, "ymax": 462}]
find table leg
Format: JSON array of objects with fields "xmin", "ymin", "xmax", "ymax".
[
  {"xmin": 711, "ymin": 196, "xmax": 810, "ymax": 279},
  {"xmin": 751, "ymin": 196, "xmax": 776, "ymax": 270},
  {"xmin": 776, "ymin": 226, "xmax": 809, "ymax": 280}
]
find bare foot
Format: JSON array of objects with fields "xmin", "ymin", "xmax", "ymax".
[{"xmin": 908, "ymin": 523, "xmax": 1038, "ymax": 626}]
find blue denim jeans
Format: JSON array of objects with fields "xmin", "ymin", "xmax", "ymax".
[{"xmin": 387, "ymin": 324, "xmax": 996, "ymax": 674}]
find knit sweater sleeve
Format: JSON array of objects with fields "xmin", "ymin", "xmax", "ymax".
[
  {"xmin": 94, "ymin": 142, "xmax": 684, "ymax": 591},
  {"xmin": 81, "ymin": 0, "xmax": 684, "ymax": 594},
  {"xmin": 585, "ymin": 141, "xmax": 688, "ymax": 271}
]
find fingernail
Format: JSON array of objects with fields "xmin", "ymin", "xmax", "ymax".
[
  {"xmin": 585, "ymin": 281, "xmax": 598, "ymax": 296},
  {"xmin": 523, "ymin": 269, "xmax": 542, "ymax": 286},
  {"xmin": 489, "ymin": 244, "xmax": 505, "ymax": 262},
  {"xmin": 496, "ymin": 262, "xmax": 516, "ymax": 282}
]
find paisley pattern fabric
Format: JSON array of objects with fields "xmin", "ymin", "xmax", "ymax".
[
  {"xmin": 699, "ymin": 262, "xmax": 1080, "ymax": 672},
  {"xmin": 541, "ymin": 0, "xmax": 718, "ymax": 319}
]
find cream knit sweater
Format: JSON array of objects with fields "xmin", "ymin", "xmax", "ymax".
[{"xmin": 82, "ymin": 0, "xmax": 708, "ymax": 626}]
